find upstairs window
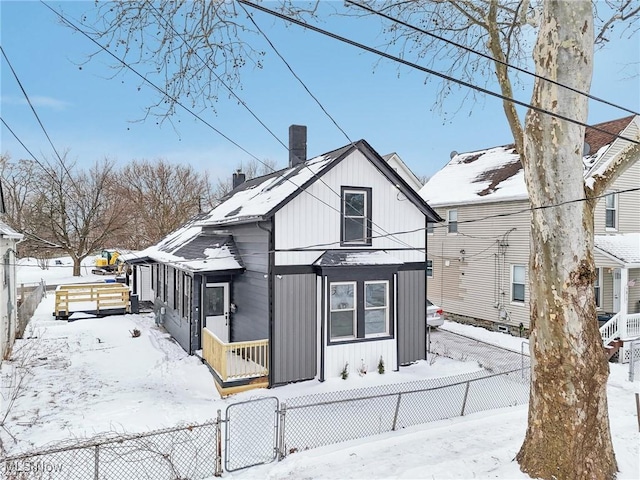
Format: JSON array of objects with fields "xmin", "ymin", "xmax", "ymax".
[
  {"xmin": 342, "ymin": 187, "xmax": 371, "ymax": 245},
  {"xmin": 512, "ymin": 265, "xmax": 526, "ymax": 303},
  {"xmin": 605, "ymin": 192, "xmax": 617, "ymax": 230},
  {"xmin": 426, "ymin": 260, "xmax": 433, "ymax": 278},
  {"xmin": 447, "ymin": 209, "xmax": 458, "ymax": 234}
]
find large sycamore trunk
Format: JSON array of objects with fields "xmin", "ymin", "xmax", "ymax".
[{"xmin": 516, "ymin": 1, "xmax": 617, "ymax": 479}]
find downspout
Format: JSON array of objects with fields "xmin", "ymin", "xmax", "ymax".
[{"xmin": 257, "ymin": 221, "xmax": 274, "ymax": 387}]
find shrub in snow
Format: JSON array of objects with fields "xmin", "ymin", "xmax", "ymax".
[
  {"xmin": 130, "ymin": 328, "xmax": 141, "ymax": 338},
  {"xmin": 340, "ymin": 362, "xmax": 349, "ymax": 380}
]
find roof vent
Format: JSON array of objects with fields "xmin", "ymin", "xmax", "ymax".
[
  {"xmin": 450, "ymin": 150, "xmax": 458, "ymax": 159},
  {"xmin": 289, "ymin": 125, "xmax": 307, "ymax": 168},
  {"xmin": 232, "ymin": 169, "xmax": 246, "ymax": 189}
]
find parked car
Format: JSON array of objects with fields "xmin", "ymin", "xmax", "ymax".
[{"xmin": 427, "ymin": 299, "xmax": 444, "ymax": 327}]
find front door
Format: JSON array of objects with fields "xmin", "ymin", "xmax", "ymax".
[
  {"xmin": 613, "ymin": 269, "xmax": 621, "ymax": 312},
  {"xmin": 204, "ymin": 283, "xmax": 230, "ymax": 343}
]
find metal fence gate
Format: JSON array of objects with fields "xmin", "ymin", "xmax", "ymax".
[{"xmin": 224, "ymin": 396, "xmax": 280, "ymax": 472}]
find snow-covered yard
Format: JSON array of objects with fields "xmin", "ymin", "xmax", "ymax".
[{"xmin": 2, "ymin": 261, "xmax": 639, "ymax": 478}]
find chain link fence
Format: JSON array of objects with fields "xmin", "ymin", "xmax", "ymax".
[
  {"xmin": 1, "ymin": 419, "xmax": 221, "ymax": 479},
  {"xmin": 16, "ymin": 281, "xmax": 46, "ymax": 339},
  {"xmin": 0, "ymin": 330, "xmax": 531, "ymax": 476}
]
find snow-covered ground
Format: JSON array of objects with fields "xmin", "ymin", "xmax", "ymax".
[
  {"xmin": 3, "ymin": 261, "xmax": 639, "ymax": 478},
  {"xmin": 16, "ymin": 256, "xmax": 118, "ymax": 287}
]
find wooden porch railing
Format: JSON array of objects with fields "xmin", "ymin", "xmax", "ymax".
[
  {"xmin": 54, "ymin": 283, "xmax": 130, "ymax": 319},
  {"xmin": 202, "ymin": 328, "xmax": 269, "ymax": 381}
]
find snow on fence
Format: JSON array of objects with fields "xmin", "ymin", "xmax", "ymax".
[
  {"xmin": 16, "ymin": 280, "xmax": 46, "ymax": 339},
  {"xmin": 0, "ymin": 419, "xmax": 222, "ymax": 479}
]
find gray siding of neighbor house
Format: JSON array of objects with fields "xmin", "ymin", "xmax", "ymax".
[
  {"xmin": 397, "ymin": 269, "xmax": 426, "ymax": 365},
  {"xmin": 228, "ymin": 222, "xmax": 270, "ymax": 342},
  {"xmin": 272, "ymin": 273, "xmax": 317, "ymax": 385}
]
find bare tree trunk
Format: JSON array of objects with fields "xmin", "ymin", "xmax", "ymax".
[
  {"xmin": 516, "ymin": 1, "xmax": 617, "ymax": 478},
  {"xmin": 72, "ymin": 258, "xmax": 81, "ymax": 277}
]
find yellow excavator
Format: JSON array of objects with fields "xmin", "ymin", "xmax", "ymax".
[{"xmin": 92, "ymin": 249, "xmax": 124, "ymax": 275}]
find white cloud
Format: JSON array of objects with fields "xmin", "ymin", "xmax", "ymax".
[{"xmin": 1, "ymin": 95, "xmax": 70, "ymax": 110}]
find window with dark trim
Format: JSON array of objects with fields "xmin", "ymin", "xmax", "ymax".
[
  {"xmin": 328, "ymin": 276, "xmax": 394, "ymax": 343},
  {"xmin": 341, "ymin": 187, "xmax": 372, "ymax": 245},
  {"xmin": 426, "ymin": 260, "xmax": 433, "ymax": 278},
  {"xmin": 330, "ymin": 282, "xmax": 356, "ymax": 339},
  {"xmin": 427, "ymin": 222, "xmax": 434, "ymax": 235}
]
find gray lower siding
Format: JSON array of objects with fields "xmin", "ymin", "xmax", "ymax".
[
  {"xmin": 154, "ymin": 298, "xmax": 192, "ymax": 353},
  {"xmin": 231, "ymin": 270, "xmax": 269, "ymax": 341},
  {"xmin": 272, "ymin": 274, "xmax": 317, "ymax": 385},
  {"xmin": 397, "ymin": 269, "xmax": 426, "ymax": 365}
]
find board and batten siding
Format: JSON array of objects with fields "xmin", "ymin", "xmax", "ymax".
[
  {"xmin": 228, "ymin": 222, "xmax": 270, "ymax": 342},
  {"xmin": 593, "ymin": 160, "xmax": 640, "ymax": 234},
  {"xmin": 274, "ymin": 150, "xmax": 426, "ymax": 266},
  {"xmin": 427, "ymin": 200, "xmax": 532, "ymax": 329},
  {"xmin": 272, "ymin": 274, "xmax": 317, "ymax": 385},
  {"xmin": 397, "ymin": 269, "xmax": 426, "ymax": 364},
  {"xmin": 324, "ymin": 339, "xmax": 397, "ymax": 379}
]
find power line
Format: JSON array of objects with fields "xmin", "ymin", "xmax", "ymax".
[
  {"xmin": 237, "ymin": 0, "xmax": 639, "ymax": 146},
  {"xmin": 344, "ymin": 0, "xmax": 640, "ymax": 118}
]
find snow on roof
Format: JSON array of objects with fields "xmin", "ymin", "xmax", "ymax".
[
  {"xmin": 0, "ymin": 220, "xmax": 23, "ymax": 240},
  {"xmin": 420, "ymin": 146, "xmax": 527, "ymax": 206},
  {"xmin": 199, "ymin": 144, "xmax": 353, "ymax": 226},
  {"xmin": 133, "ymin": 214, "xmax": 243, "ymax": 272},
  {"xmin": 594, "ymin": 233, "xmax": 640, "ymax": 266},
  {"xmin": 314, "ymin": 250, "xmax": 404, "ymax": 267},
  {"xmin": 421, "ymin": 116, "xmax": 637, "ymax": 207}
]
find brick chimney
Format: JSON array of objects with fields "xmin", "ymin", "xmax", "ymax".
[
  {"xmin": 289, "ymin": 125, "xmax": 307, "ymax": 168},
  {"xmin": 232, "ymin": 169, "xmax": 246, "ymax": 189}
]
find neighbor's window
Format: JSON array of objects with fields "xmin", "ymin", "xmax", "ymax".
[
  {"xmin": 512, "ymin": 265, "xmax": 525, "ymax": 303},
  {"xmin": 605, "ymin": 192, "xmax": 617, "ymax": 229},
  {"xmin": 342, "ymin": 187, "xmax": 371, "ymax": 244},
  {"xmin": 427, "ymin": 221, "xmax": 434, "ymax": 235},
  {"xmin": 447, "ymin": 209, "xmax": 458, "ymax": 234},
  {"xmin": 594, "ymin": 268, "xmax": 602, "ymax": 309},
  {"xmin": 330, "ymin": 282, "xmax": 356, "ymax": 339},
  {"xmin": 426, "ymin": 260, "xmax": 433, "ymax": 278},
  {"xmin": 364, "ymin": 281, "xmax": 389, "ymax": 337}
]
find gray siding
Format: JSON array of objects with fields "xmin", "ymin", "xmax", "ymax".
[
  {"xmin": 397, "ymin": 269, "xmax": 426, "ymax": 365},
  {"xmin": 630, "ymin": 268, "xmax": 640, "ymax": 314},
  {"xmin": 272, "ymin": 274, "xmax": 317, "ymax": 385},
  {"xmin": 228, "ymin": 222, "xmax": 270, "ymax": 342},
  {"xmin": 154, "ymin": 297, "xmax": 191, "ymax": 353}
]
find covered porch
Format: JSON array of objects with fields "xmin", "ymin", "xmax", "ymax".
[
  {"xmin": 201, "ymin": 328, "xmax": 269, "ymax": 396},
  {"xmin": 595, "ymin": 233, "xmax": 640, "ymax": 363}
]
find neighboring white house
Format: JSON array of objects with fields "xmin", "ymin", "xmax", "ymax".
[
  {"xmin": 419, "ymin": 116, "xmax": 640, "ymax": 350},
  {"xmin": 382, "ymin": 152, "xmax": 424, "ymax": 191},
  {"xmin": 1, "ymin": 183, "xmax": 23, "ymax": 361}
]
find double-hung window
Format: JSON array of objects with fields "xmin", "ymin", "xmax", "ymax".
[
  {"xmin": 342, "ymin": 187, "xmax": 371, "ymax": 245},
  {"xmin": 328, "ymin": 279, "xmax": 392, "ymax": 342},
  {"xmin": 364, "ymin": 281, "xmax": 389, "ymax": 337},
  {"xmin": 426, "ymin": 260, "xmax": 433, "ymax": 278},
  {"xmin": 605, "ymin": 192, "xmax": 617, "ymax": 230},
  {"xmin": 512, "ymin": 265, "xmax": 526, "ymax": 303},
  {"xmin": 447, "ymin": 209, "xmax": 458, "ymax": 234},
  {"xmin": 330, "ymin": 282, "xmax": 356, "ymax": 339}
]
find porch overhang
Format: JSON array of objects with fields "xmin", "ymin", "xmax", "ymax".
[{"xmin": 594, "ymin": 233, "xmax": 640, "ymax": 269}]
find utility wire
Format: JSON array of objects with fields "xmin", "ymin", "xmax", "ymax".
[
  {"xmin": 344, "ymin": 0, "xmax": 640, "ymax": 117},
  {"xmin": 237, "ymin": 0, "xmax": 639, "ymax": 146},
  {"xmin": 0, "ymin": 45, "xmax": 84, "ymax": 193}
]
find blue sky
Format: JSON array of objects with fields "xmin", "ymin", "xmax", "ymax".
[{"xmin": 1, "ymin": 1, "xmax": 638, "ymax": 182}]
